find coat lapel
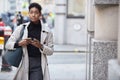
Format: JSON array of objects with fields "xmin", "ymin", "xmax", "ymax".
[
  {"xmin": 22, "ymin": 22, "xmax": 29, "ymax": 39},
  {"xmin": 41, "ymin": 23, "xmax": 49, "ymax": 44},
  {"xmin": 41, "ymin": 31, "xmax": 48, "ymax": 44},
  {"xmin": 23, "ymin": 21, "xmax": 49, "ymax": 44}
]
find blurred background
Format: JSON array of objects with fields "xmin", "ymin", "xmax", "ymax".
[
  {"xmin": 0, "ymin": 0, "xmax": 119, "ymax": 80},
  {"xmin": 0, "ymin": 0, "xmax": 88, "ymax": 80},
  {"xmin": 0, "ymin": 0, "xmax": 87, "ymax": 46}
]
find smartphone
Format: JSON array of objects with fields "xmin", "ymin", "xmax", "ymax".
[{"xmin": 26, "ymin": 38, "xmax": 32, "ymax": 41}]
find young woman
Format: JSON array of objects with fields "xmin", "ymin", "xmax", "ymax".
[{"xmin": 5, "ymin": 3, "xmax": 54, "ymax": 80}]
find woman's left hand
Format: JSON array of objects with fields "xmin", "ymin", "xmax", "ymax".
[{"xmin": 30, "ymin": 38, "xmax": 43, "ymax": 49}]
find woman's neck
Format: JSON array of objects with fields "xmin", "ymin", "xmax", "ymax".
[{"xmin": 31, "ymin": 20, "xmax": 40, "ymax": 24}]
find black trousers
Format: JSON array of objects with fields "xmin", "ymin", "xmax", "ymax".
[{"xmin": 29, "ymin": 57, "xmax": 43, "ymax": 80}]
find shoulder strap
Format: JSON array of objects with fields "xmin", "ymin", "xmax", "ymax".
[{"xmin": 17, "ymin": 25, "xmax": 26, "ymax": 42}]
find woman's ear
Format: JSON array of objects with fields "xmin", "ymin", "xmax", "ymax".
[{"xmin": 40, "ymin": 12, "xmax": 42, "ymax": 15}]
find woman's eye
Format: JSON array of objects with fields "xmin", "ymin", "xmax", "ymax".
[{"xmin": 29, "ymin": 11, "xmax": 39, "ymax": 14}]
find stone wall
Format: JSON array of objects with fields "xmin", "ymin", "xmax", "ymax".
[
  {"xmin": 93, "ymin": 40, "xmax": 117, "ymax": 80},
  {"xmin": 94, "ymin": 0, "xmax": 119, "ymax": 5}
]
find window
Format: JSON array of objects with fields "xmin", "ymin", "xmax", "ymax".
[{"xmin": 67, "ymin": 0, "xmax": 85, "ymax": 18}]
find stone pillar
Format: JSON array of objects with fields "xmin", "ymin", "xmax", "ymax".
[
  {"xmin": 87, "ymin": 0, "xmax": 94, "ymax": 32},
  {"xmin": 93, "ymin": 40, "xmax": 117, "ymax": 80},
  {"xmin": 108, "ymin": 3, "xmax": 120, "ymax": 80},
  {"xmin": 92, "ymin": 0, "xmax": 119, "ymax": 80},
  {"xmin": 94, "ymin": 5, "xmax": 118, "ymax": 40},
  {"xmin": 118, "ymin": 4, "xmax": 120, "ymax": 64},
  {"xmin": 86, "ymin": 0, "xmax": 95, "ymax": 80}
]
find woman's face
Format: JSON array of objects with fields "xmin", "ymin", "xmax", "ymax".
[{"xmin": 29, "ymin": 7, "xmax": 41, "ymax": 23}]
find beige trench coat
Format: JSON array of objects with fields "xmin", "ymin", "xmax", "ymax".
[{"xmin": 5, "ymin": 22, "xmax": 54, "ymax": 80}]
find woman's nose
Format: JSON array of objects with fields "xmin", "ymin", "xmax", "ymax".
[{"xmin": 32, "ymin": 13, "xmax": 35, "ymax": 17}]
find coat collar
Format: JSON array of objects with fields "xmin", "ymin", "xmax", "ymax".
[
  {"xmin": 22, "ymin": 21, "xmax": 49, "ymax": 44},
  {"xmin": 23, "ymin": 21, "xmax": 50, "ymax": 33}
]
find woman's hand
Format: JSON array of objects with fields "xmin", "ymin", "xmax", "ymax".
[
  {"xmin": 18, "ymin": 38, "xmax": 32, "ymax": 46},
  {"xmin": 18, "ymin": 38, "xmax": 43, "ymax": 49},
  {"xmin": 30, "ymin": 38, "xmax": 43, "ymax": 49}
]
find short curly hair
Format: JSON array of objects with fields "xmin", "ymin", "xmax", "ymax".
[{"xmin": 29, "ymin": 2, "xmax": 42, "ymax": 12}]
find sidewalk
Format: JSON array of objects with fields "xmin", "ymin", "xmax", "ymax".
[
  {"xmin": 0, "ymin": 44, "xmax": 87, "ymax": 80},
  {"xmin": 54, "ymin": 44, "xmax": 86, "ymax": 52},
  {"xmin": 0, "ymin": 56, "xmax": 17, "ymax": 80}
]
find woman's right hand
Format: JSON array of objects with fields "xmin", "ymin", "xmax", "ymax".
[{"xmin": 18, "ymin": 38, "xmax": 32, "ymax": 46}]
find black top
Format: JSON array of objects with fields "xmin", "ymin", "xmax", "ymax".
[
  {"xmin": 14, "ymin": 21, "xmax": 42, "ymax": 57},
  {"xmin": 27, "ymin": 21, "xmax": 42, "ymax": 57}
]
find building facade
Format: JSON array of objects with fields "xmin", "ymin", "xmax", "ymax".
[
  {"xmin": 87, "ymin": 0, "xmax": 120, "ymax": 80},
  {"xmin": 31, "ymin": 0, "xmax": 87, "ymax": 45}
]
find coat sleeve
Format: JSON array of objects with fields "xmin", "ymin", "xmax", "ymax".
[
  {"xmin": 41, "ymin": 32, "xmax": 54, "ymax": 56},
  {"xmin": 5, "ymin": 25, "xmax": 23, "ymax": 50}
]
